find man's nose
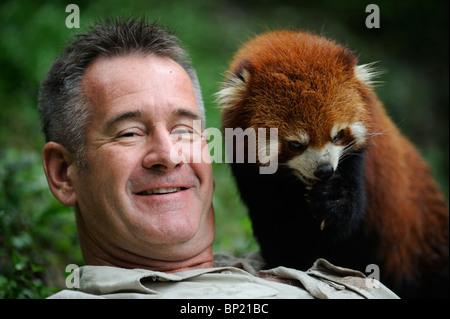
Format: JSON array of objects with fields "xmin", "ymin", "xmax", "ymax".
[{"xmin": 142, "ymin": 129, "xmax": 182, "ymax": 171}]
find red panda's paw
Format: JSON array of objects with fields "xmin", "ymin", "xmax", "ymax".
[
  {"xmin": 308, "ymin": 178, "xmax": 348, "ymax": 228},
  {"xmin": 306, "ymin": 174, "xmax": 366, "ymax": 237}
]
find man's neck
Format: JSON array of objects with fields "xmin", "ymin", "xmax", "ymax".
[
  {"xmin": 80, "ymin": 241, "xmax": 214, "ymax": 272},
  {"xmin": 75, "ymin": 213, "xmax": 215, "ymax": 273}
]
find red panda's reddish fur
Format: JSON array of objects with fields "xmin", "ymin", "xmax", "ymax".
[
  {"xmin": 219, "ymin": 30, "xmax": 449, "ymax": 296},
  {"xmin": 362, "ymin": 86, "xmax": 448, "ymax": 283}
]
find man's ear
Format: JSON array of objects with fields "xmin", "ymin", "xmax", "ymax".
[{"xmin": 42, "ymin": 142, "xmax": 77, "ymax": 207}]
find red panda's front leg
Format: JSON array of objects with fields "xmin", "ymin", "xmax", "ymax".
[{"xmin": 305, "ymin": 149, "xmax": 368, "ymax": 240}]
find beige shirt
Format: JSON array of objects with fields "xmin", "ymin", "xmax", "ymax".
[{"xmin": 48, "ymin": 253, "xmax": 399, "ymax": 299}]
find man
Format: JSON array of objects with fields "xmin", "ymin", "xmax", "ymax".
[{"xmin": 39, "ymin": 17, "xmax": 397, "ymax": 299}]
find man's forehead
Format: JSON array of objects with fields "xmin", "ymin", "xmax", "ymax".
[
  {"xmin": 84, "ymin": 53, "xmax": 184, "ymax": 77},
  {"xmin": 82, "ymin": 54, "xmax": 192, "ymax": 104}
]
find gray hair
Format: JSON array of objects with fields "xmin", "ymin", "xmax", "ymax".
[{"xmin": 38, "ymin": 17, "xmax": 205, "ymax": 169}]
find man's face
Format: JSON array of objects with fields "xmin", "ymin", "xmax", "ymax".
[{"xmin": 72, "ymin": 54, "xmax": 214, "ymax": 260}]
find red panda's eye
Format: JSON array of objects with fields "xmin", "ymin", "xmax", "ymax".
[
  {"xmin": 332, "ymin": 129, "xmax": 345, "ymax": 143},
  {"xmin": 288, "ymin": 140, "xmax": 307, "ymax": 152}
]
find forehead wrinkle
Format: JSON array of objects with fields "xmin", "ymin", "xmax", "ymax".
[{"xmin": 108, "ymin": 85, "xmax": 150, "ymax": 102}]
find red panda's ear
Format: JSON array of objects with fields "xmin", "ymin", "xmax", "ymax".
[
  {"xmin": 231, "ymin": 58, "xmax": 253, "ymax": 83},
  {"xmin": 216, "ymin": 59, "xmax": 252, "ymax": 111},
  {"xmin": 337, "ymin": 47, "xmax": 357, "ymax": 70},
  {"xmin": 354, "ymin": 62, "xmax": 384, "ymax": 87}
]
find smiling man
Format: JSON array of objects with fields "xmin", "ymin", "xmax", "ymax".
[
  {"xmin": 40, "ymin": 18, "xmax": 214, "ymax": 274},
  {"xmin": 39, "ymin": 17, "xmax": 398, "ymax": 299},
  {"xmin": 68, "ymin": 54, "xmax": 214, "ymax": 272}
]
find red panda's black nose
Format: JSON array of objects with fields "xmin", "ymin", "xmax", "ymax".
[{"xmin": 314, "ymin": 164, "xmax": 334, "ymax": 180}]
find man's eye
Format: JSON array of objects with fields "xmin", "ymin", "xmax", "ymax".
[
  {"xmin": 171, "ymin": 126, "xmax": 196, "ymax": 141},
  {"xmin": 117, "ymin": 129, "xmax": 142, "ymax": 138},
  {"xmin": 172, "ymin": 129, "xmax": 191, "ymax": 135},
  {"xmin": 120, "ymin": 132, "xmax": 137, "ymax": 138}
]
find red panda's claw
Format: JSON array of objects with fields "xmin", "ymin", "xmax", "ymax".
[{"xmin": 320, "ymin": 219, "xmax": 326, "ymax": 231}]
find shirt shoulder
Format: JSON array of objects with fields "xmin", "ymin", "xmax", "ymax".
[{"xmin": 46, "ymin": 257, "xmax": 399, "ymax": 299}]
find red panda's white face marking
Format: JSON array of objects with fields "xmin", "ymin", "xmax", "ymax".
[
  {"xmin": 285, "ymin": 122, "xmax": 366, "ymax": 185},
  {"xmin": 287, "ymin": 142, "xmax": 343, "ymax": 184},
  {"xmin": 347, "ymin": 122, "xmax": 368, "ymax": 147},
  {"xmin": 286, "ymin": 131, "xmax": 310, "ymax": 147}
]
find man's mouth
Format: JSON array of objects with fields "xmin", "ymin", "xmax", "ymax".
[{"xmin": 136, "ymin": 187, "xmax": 187, "ymax": 195}]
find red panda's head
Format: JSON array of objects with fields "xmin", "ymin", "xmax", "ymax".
[{"xmin": 217, "ymin": 30, "xmax": 378, "ymax": 184}]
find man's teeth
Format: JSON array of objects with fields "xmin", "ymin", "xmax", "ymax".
[{"xmin": 139, "ymin": 187, "xmax": 181, "ymax": 195}]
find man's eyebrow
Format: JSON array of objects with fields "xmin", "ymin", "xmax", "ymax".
[
  {"xmin": 105, "ymin": 110, "xmax": 144, "ymax": 130},
  {"xmin": 174, "ymin": 108, "xmax": 201, "ymax": 121}
]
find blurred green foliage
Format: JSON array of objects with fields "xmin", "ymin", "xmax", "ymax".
[{"xmin": 0, "ymin": 0, "xmax": 448, "ymax": 298}]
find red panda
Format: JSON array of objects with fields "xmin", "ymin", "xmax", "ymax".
[{"xmin": 217, "ymin": 30, "xmax": 449, "ymax": 298}]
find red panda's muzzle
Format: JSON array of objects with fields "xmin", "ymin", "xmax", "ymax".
[{"xmin": 314, "ymin": 163, "xmax": 334, "ymax": 180}]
